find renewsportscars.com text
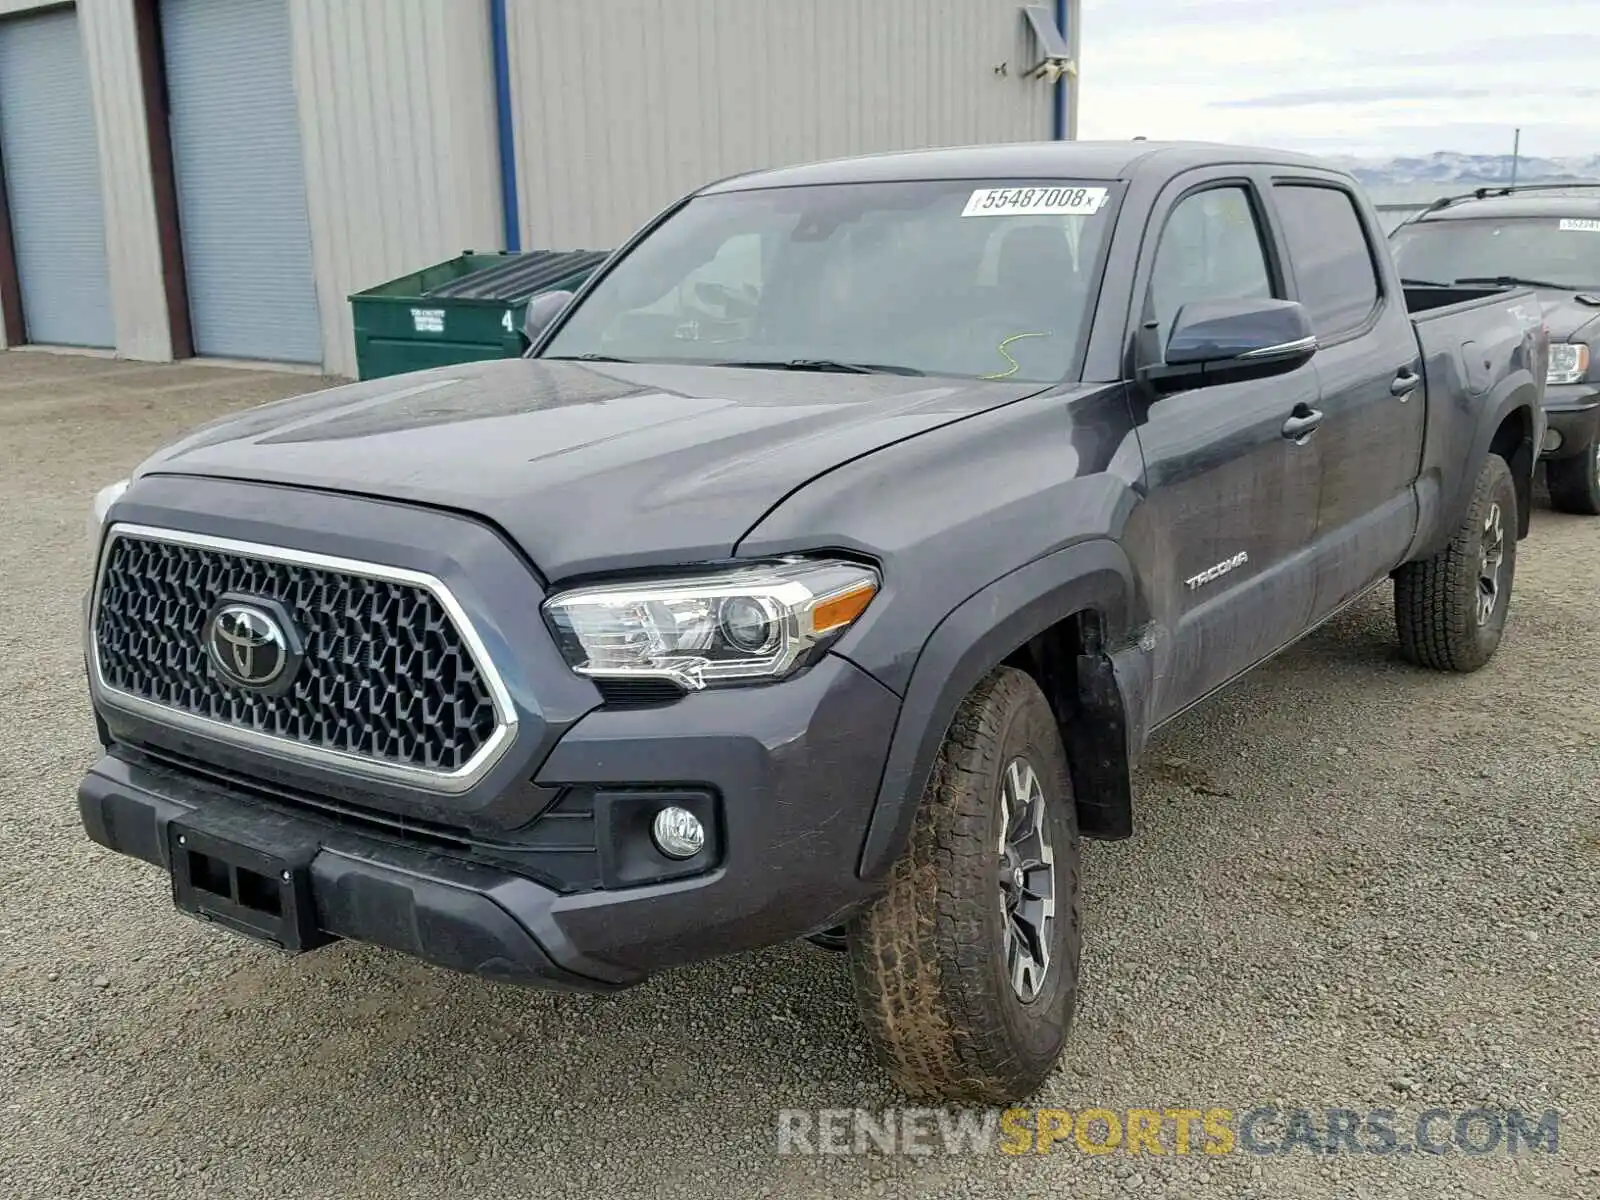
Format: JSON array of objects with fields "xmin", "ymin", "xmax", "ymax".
[{"xmin": 775, "ymin": 1106, "xmax": 1561, "ymax": 1157}]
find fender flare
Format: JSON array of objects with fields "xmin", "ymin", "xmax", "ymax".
[
  {"xmin": 855, "ymin": 538, "xmax": 1139, "ymax": 880},
  {"xmin": 1419, "ymin": 384, "xmax": 1541, "ymax": 560}
]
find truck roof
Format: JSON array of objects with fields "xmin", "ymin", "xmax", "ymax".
[
  {"xmin": 700, "ymin": 140, "xmax": 1340, "ymax": 193},
  {"xmin": 1416, "ymin": 191, "xmax": 1600, "ymax": 221}
]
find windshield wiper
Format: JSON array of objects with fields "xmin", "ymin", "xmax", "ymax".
[
  {"xmin": 544, "ymin": 352, "xmax": 636, "ymax": 363},
  {"xmin": 1401, "ymin": 276, "xmax": 1453, "ymax": 288},
  {"xmin": 715, "ymin": 358, "xmax": 924, "ymax": 376},
  {"xmin": 1454, "ymin": 274, "xmax": 1570, "ymax": 290}
]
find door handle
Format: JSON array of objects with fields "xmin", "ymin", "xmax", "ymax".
[
  {"xmin": 1391, "ymin": 368, "xmax": 1421, "ymax": 397},
  {"xmin": 1282, "ymin": 405, "xmax": 1323, "ymax": 442}
]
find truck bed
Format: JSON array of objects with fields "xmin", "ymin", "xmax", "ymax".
[
  {"xmin": 1406, "ymin": 281, "xmax": 1545, "ymax": 560},
  {"xmin": 1403, "ymin": 282, "xmax": 1519, "ymax": 318}
]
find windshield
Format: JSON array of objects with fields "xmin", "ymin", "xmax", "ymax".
[
  {"xmin": 1390, "ymin": 216, "xmax": 1600, "ymax": 291},
  {"xmin": 540, "ymin": 179, "xmax": 1120, "ymax": 382}
]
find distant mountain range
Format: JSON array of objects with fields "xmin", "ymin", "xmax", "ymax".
[
  {"xmin": 1323, "ymin": 152, "xmax": 1600, "ymax": 211},
  {"xmin": 1332, "ymin": 151, "xmax": 1600, "ymax": 189}
]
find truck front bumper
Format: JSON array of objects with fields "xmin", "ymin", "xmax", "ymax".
[
  {"xmin": 1541, "ymin": 384, "xmax": 1600, "ymax": 459},
  {"xmin": 79, "ymin": 653, "xmax": 902, "ymax": 991}
]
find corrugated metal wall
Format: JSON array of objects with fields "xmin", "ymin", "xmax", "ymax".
[
  {"xmin": 0, "ymin": 0, "xmax": 169, "ymax": 358},
  {"xmin": 505, "ymin": 0, "xmax": 1055, "ymax": 249},
  {"xmin": 80, "ymin": 0, "xmax": 171, "ymax": 360},
  {"xmin": 0, "ymin": 0, "xmax": 1065, "ymax": 372},
  {"xmin": 0, "ymin": 0, "xmax": 500, "ymax": 373},
  {"xmin": 289, "ymin": 0, "xmax": 503, "ymax": 380}
]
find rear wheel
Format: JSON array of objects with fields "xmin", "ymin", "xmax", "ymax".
[
  {"xmin": 1394, "ymin": 453, "xmax": 1518, "ymax": 672},
  {"xmin": 847, "ymin": 667, "xmax": 1082, "ymax": 1103},
  {"xmin": 1546, "ymin": 439, "xmax": 1600, "ymax": 516}
]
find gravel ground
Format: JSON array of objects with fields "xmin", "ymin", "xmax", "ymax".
[{"xmin": 1, "ymin": 352, "xmax": 1596, "ymax": 1199}]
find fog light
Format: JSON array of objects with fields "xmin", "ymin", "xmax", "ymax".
[
  {"xmin": 1543, "ymin": 428, "xmax": 1563, "ymax": 453},
  {"xmin": 651, "ymin": 806, "xmax": 706, "ymax": 859}
]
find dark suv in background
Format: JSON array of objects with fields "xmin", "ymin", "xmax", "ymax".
[{"xmin": 1391, "ymin": 185, "xmax": 1600, "ymax": 515}]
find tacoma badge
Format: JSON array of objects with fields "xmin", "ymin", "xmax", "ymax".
[{"xmin": 1185, "ymin": 551, "xmax": 1249, "ymax": 591}]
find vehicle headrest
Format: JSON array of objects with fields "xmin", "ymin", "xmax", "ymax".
[{"xmin": 996, "ymin": 225, "xmax": 1077, "ymax": 290}]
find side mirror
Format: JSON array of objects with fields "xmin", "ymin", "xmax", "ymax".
[
  {"xmin": 1144, "ymin": 298, "xmax": 1317, "ymax": 392},
  {"xmin": 523, "ymin": 290, "xmax": 574, "ymax": 344}
]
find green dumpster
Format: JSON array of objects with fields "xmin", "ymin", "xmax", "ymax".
[{"xmin": 348, "ymin": 248, "xmax": 609, "ymax": 381}]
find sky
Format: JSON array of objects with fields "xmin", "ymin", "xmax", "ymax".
[{"xmin": 1077, "ymin": 0, "xmax": 1600, "ymax": 160}]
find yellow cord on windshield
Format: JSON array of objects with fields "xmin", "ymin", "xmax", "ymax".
[{"xmin": 982, "ymin": 331, "xmax": 1052, "ymax": 380}]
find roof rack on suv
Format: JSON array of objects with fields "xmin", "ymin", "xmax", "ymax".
[
  {"xmin": 1465, "ymin": 181, "xmax": 1600, "ymax": 201},
  {"xmin": 1394, "ymin": 181, "xmax": 1600, "ymax": 231}
]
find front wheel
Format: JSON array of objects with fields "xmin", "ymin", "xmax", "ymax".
[
  {"xmin": 1394, "ymin": 453, "xmax": 1518, "ymax": 672},
  {"xmin": 847, "ymin": 667, "xmax": 1082, "ymax": 1103},
  {"xmin": 1546, "ymin": 439, "xmax": 1600, "ymax": 516}
]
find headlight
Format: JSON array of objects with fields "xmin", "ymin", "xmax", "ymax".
[
  {"xmin": 87, "ymin": 478, "xmax": 129, "ymax": 549},
  {"xmin": 543, "ymin": 558, "xmax": 879, "ymax": 690},
  {"xmin": 1547, "ymin": 343, "xmax": 1590, "ymax": 385}
]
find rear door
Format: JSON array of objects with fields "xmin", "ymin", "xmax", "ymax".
[
  {"xmin": 1124, "ymin": 171, "xmax": 1322, "ymax": 724},
  {"xmin": 1268, "ymin": 178, "xmax": 1425, "ymax": 615}
]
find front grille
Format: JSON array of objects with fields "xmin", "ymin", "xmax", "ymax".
[{"xmin": 93, "ymin": 529, "xmax": 505, "ymax": 780}]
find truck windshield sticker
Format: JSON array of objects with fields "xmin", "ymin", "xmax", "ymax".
[
  {"xmin": 981, "ymin": 331, "xmax": 1053, "ymax": 380},
  {"xmin": 1559, "ymin": 218, "xmax": 1600, "ymax": 233},
  {"xmin": 962, "ymin": 186, "xmax": 1109, "ymax": 218}
]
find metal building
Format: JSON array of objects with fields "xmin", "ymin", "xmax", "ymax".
[{"xmin": 0, "ymin": 0, "xmax": 1081, "ymax": 378}]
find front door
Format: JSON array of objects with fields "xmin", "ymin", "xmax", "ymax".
[{"xmin": 1123, "ymin": 176, "xmax": 1322, "ymax": 725}]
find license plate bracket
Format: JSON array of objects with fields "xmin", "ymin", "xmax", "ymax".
[{"xmin": 167, "ymin": 808, "xmax": 331, "ymax": 954}]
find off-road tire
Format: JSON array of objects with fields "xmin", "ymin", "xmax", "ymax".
[
  {"xmin": 1394, "ymin": 453, "xmax": 1517, "ymax": 672},
  {"xmin": 1546, "ymin": 439, "xmax": 1600, "ymax": 516},
  {"xmin": 847, "ymin": 667, "xmax": 1082, "ymax": 1104}
]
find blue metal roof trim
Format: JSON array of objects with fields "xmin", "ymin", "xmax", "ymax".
[{"xmin": 1053, "ymin": 0, "xmax": 1068, "ymax": 140}]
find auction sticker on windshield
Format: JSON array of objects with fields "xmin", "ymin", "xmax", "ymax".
[
  {"xmin": 1559, "ymin": 218, "xmax": 1600, "ymax": 233},
  {"xmin": 962, "ymin": 186, "xmax": 1109, "ymax": 217}
]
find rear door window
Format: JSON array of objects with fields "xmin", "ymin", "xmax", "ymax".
[{"xmin": 1272, "ymin": 183, "xmax": 1382, "ymax": 337}]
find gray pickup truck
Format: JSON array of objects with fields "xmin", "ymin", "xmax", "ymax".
[
  {"xmin": 1389, "ymin": 184, "xmax": 1600, "ymax": 514},
  {"xmin": 79, "ymin": 141, "xmax": 1547, "ymax": 1103}
]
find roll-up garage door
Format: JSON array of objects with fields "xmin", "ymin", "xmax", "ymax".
[
  {"xmin": 0, "ymin": 9, "xmax": 115, "ymax": 349},
  {"xmin": 161, "ymin": 0, "xmax": 321, "ymax": 363}
]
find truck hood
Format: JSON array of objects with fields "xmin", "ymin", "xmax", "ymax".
[
  {"xmin": 137, "ymin": 357, "xmax": 1047, "ymax": 580},
  {"xmin": 1535, "ymin": 292, "xmax": 1600, "ymax": 343}
]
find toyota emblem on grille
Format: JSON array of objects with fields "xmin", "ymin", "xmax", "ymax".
[{"xmin": 203, "ymin": 598, "xmax": 302, "ymax": 693}]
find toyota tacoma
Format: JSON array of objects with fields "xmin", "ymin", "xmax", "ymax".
[{"xmin": 79, "ymin": 142, "xmax": 1547, "ymax": 1102}]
